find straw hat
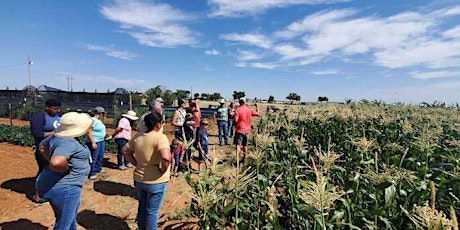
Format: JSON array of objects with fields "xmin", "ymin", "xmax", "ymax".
[
  {"xmin": 122, "ymin": 110, "xmax": 139, "ymax": 120},
  {"xmin": 54, "ymin": 112, "xmax": 93, "ymax": 138},
  {"xmin": 218, "ymin": 99, "xmax": 225, "ymax": 104}
]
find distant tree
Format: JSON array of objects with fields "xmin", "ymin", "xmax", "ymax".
[
  {"xmin": 107, "ymin": 88, "xmax": 110, "ymax": 93},
  {"xmin": 268, "ymin": 95, "xmax": 275, "ymax": 103},
  {"xmin": 201, "ymin": 93, "xmax": 209, "ymax": 100},
  {"xmin": 175, "ymin": 89, "xmax": 190, "ymax": 100},
  {"xmin": 95, "ymin": 88, "xmax": 98, "ymax": 93},
  {"xmin": 162, "ymin": 90, "xmax": 175, "ymax": 105},
  {"xmin": 232, "ymin": 91, "xmax": 245, "ymax": 100},
  {"xmin": 5, "ymin": 86, "xmax": 9, "ymax": 90},
  {"xmin": 82, "ymin": 88, "xmax": 86, "ymax": 92},
  {"xmin": 345, "ymin": 98, "xmax": 353, "ymax": 104},
  {"xmin": 194, "ymin": 93, "xmax": 200, "ymax": 99},
  {"xmin": 208, "ymin": 92, "xmax": 222, "ymax": 101},
  {"xmin": 318, "ymin": 96, "xmax": 328, "ymax": 103},
  {"xmin": 286, "ymin": 93, "xmax": 301, "ymax": 102}
]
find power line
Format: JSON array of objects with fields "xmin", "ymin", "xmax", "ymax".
[{"xmin": 0, "ymin": 62, "xmax": 27, "ymax": 68}]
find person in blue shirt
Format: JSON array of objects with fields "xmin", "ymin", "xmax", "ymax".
[
  {"xmin": 30, "ymin": 98, "xmax": 61, "ymax": 202},
  {"xmin": 36, "ymin": 112, "xmax": 93, "ymax": 230},
  {"xmin": 86, "ymin": 106, "xmax": 107, "ymax": 180}
]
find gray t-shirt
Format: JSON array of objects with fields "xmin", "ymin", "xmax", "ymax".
[{"xmin": 36, "ymin": 135, "xmax": 90, "ymax": 191}]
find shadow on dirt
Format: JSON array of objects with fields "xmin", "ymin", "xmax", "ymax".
[
  {"xmin": 1, "ymin": 177, "xmax": 35, "ymax": 201},
  {"xmin": 0, "ymin": 218, "xmax": 48, "ymax": 230},
  {"xmin": 77, "ymin": 209, "xmax": 130, "ymax": 230},
  {"xmin": 93, "ymin": 180, "xmax": 136, "ymax": 199},
  {"xmin": 102, "ymin": 157, "xmax": 119, "ymax": 169}
]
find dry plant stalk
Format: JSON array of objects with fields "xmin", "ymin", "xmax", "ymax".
[
  {"xmin": 299, "ymin": 158, "xmax": 342, "ymax": 214},
  {"xmin": 401, "ymin": 205, "xmax": 455, "ymax": 229},
  {"xmin": 401, "ymin": 181, "xmax": 456, "ymax": 229},
  {"xmin": 352, "ymin": 132, "xmax": 375, "ymax": 153},
  {"xmin": 313, "ymin": 140, "xmax": 341, "ymax": 172}
]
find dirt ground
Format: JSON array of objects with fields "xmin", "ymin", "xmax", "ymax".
[{"xmin": 0, "ymin": 118, "xmax": 233, "ymax": 229}]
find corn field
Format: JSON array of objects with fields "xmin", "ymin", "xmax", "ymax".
[{"xmin": 185, "ymin": 104, "xmax": 460, "ymax": 230}]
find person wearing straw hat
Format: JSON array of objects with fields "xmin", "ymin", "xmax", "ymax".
[
  {"xmin": 123, "ymin": 112, "xmax": 171, "ymax": 230},
  {"xmin": 112, "ymin": 110, "xmax": 139, "ymax": 170},
  {"xmin": 85, "ymin": 106, "xmax": 107, "ymax": 180},
  {"xmin": 35, "ymin": 112, "xmax": 93, "ymax": 230},
  {"xmin": 213, "ymin": 98, "xmax": 229, "ymax": 146}
]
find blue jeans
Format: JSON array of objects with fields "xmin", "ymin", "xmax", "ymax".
[
  {"xmin": 87, "ymin": 141, "xmax": 105, "ymax": 177},
  {"xmin": 228, "ymin": 118, "xmax": 234, "ymax": 137},
  {"xmin": 135, "ymin": 181, "xmax": 168, "ymax": 230},
  {"xmin": 217, "ymin": 120, "xmax": 229, "ymax": 145},
  {"xmin": 38, "ymin": 185, "xmax": 82, "ymax": 230},
  {"xmin": 115, "ymin": 138, "xmax": 128, "ymax": 167}
]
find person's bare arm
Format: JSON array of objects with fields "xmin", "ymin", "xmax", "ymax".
[
  {"xmin": 49, "ymin": 156, "xmax": 69, "ymax": 173},
  {"xmin": 87, "ymin": 129, "xmax": 97, "ymax": 149},
  {"xmin": 171, "ymin": 111, "xmax": 180, "ymax": 127},
  {"xmin": 123, "ymin": 144, "xmax": 137, "ymax": 166},
  {"xmin": 158, "ymin": 147, "xmax": 171, "ymax": 173},
  {"xmin": 112, "ymin": 127, "xmax": 123, "ymax": 137},
  {"xmin": 39, "ymin": 143, "xmax": 50, "ymax": 160}
]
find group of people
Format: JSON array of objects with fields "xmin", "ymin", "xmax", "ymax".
[{"xmin": 28, "ymin": 96, "xmax": 258, "ymax": 230}]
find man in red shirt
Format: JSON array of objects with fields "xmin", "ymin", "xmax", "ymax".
[{"xmin": 234, "ymin": 97, "xmax": 259, "ymax": 162}]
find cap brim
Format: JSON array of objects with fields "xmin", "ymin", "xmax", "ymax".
[{"xmin": 122, "ymin": 114, "xmax": 139, "ymax": 120}]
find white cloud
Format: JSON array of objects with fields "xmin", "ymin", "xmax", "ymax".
[
  {"xmin": 312, "ymin": 69, "xmax": 340, "ymax": 75},
  {"xmin": 250, "ymin": 62, "xmax": 278, "ymax": 69},
  {"xmin": 205, "ymin": 49, "xmax": 220, "ymax": 55},
  {"xmin": 207, "ymin": 0, "xmax": 350, "ymax": 17},
  {"xmin": 443, "ymin": 25, "xmax": 460, "ymax": 38},
  {"xmin": 235, "ymin": 49, "xmax": 263, "ymax": 61},
  {"xmin": 85, "ymin": 44, "xmax": 137, "ymax": 60},
  {"xmin": 100, "ymin": 0, "xmax": 198, "ymax": 48},
  {"xmin": 375, "ymin": 40, "xmax": 460, "ymax": 68},
  {"xmin": 234, "ymin": 61, "xmax": 277, "ymax": 69},
  {"xmin": 273, "ymin": 44, "xmax": 314, "ymax": 60},
  {"xmin": 410, "ymin": 71, "xmax": 460, "ymax": 80},
  {"xmin": 270, "ymin": 4, "xmax": 460, "ymax": 69},
  {"xmin": 429, "ymin": 5, "xmax": 460, "ymax": 18},
  {"xmin": 275, "ymin": 9, "xmax": 355, "ymax": 39},
  {"xmin": 220, "ymin": 33, "xmax": 272, "ymax": 48}
]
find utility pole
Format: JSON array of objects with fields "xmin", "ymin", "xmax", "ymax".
[
  {"xmin": 27, "ymin": 55, "xmax": 33, "ymax": 86},
  {"xmin": 70, "ymin": 75, "xmax": 74, "ymax": 92}
]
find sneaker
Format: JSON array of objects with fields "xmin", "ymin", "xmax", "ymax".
[
  {"xmin": 89, "ymin": 175, "xmax": 97, "ymax": 180},
  {"xmin": 126, "ymin": 163, "xmax": 134, "ymax": 168},
  {"xmin": 98, "ymin": 169, "xmax": 106, "ymax": 173},
  {"xmin": 118, "ymin": 165, "xmax": 127, "ymax": 170}
]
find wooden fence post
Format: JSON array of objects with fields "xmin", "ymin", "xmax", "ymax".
[{"xmin": 8, "ymin": 103, "xmax": 13, "ymax": 126}]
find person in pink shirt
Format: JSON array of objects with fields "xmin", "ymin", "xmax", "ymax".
[
  {"xmin": 112, "ymin": 110, "xmax": 138, "ymax": 170},
  {"xmin": 234, "ymin": 97, "xmax": 259, "ymax": 163}
]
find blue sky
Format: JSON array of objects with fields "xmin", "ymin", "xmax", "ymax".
[{"xmin": 0, "ymin": 0, "xmax": 459, "ymax": 104}]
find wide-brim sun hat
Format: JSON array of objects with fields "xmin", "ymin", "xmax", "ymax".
[
  {"xmin": 218, "ymin": 99, "xmax": 225, "ymax": 104},
  {"xmin": 122, "ymin": 110, "xmax": 139, "ymax": 120},
  {"xmin": 54, "ymin": 112, "xmax": 93, "ymax": 138},
  {"xmin": 239, "ymin": 97, "xmax": 246, "ymax": 103}
]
